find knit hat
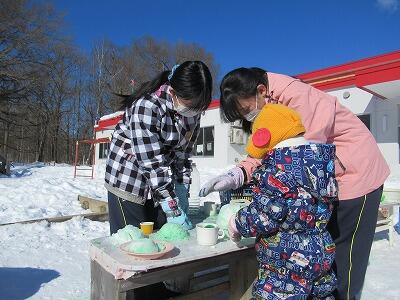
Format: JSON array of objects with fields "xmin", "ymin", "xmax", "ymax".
[{"xmin": 246, "ymin": 104, "xmax": 306, "ymax": 159}]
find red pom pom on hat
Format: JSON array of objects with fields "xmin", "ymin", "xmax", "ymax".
[{"xmin": 252, "ymin": 128, "xmax": 271, "ymax": 147}]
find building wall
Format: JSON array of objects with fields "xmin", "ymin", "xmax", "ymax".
[
  {"xmin": 191, "ymin": 108, "xmax": 248, "ymax": 168},
  {"xmin": 94, "ymin": 129, "xmax": 113, "ymax": 176},
  {"xmin": 94, "ymin": 111, "xmax": 241, "ymax": 171},
  {"xmin": 192, "ymin": 108, "xmax": 228, "ymax": 168},
  {"xmin": 94, "ymin": 87, "xmax": 400, "ymax": 172},
  {"xmin": 328, "ymin": 87, "xmax": 399, "ymax": 168},
  {"xmin": 371, "ymin": 96, "xmax": 400, "ymax": 169}
]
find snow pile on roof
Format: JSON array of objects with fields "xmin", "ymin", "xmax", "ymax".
[{"xmin": 99, "ymin": 111, "xmax": 124, "ymax": 121}]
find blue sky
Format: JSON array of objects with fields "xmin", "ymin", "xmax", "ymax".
[{"xmin": 53, "ymin": 0, "xmax": 400, "ymax": 78}]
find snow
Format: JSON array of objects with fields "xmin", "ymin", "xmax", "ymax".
[
  {"xmin": 99, "ymin": 111, "xmax": 124, "ymax": 121},
  {"xmin": 0, "ymin": 163, "xmax": 399, "ymax": 299},
  {"xmin": 385, "ymin": 164, "xmax": 400, "ymax": 189},
  {"xmin": 0, "ymin": 163, "xmax": 107, "ymax": 224}
]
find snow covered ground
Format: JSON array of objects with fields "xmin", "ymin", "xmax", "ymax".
[{"xmin": 0, "ymin": 163, "xmax": 399, "ymax": 299}]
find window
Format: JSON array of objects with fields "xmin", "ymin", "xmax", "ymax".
[
  {"xmin": 194, "ymin": 128, "xmax": 204, "ymax": 156},
  {"xmin": 204, "ymin": 127, "xmax": 214, "ymax": 156},
  {"xmin": 99, "ymin": 143, "xmax": 110, "ymax": 159},
  {"xmin": 357, "ymin": 114, "xmax": 371, "ymax": 131},
  {"xmin": 193, "ymin": 126, "xmax": 214, "ymax": 156}
]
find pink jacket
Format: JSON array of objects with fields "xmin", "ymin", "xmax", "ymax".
[{"xmin": 239, "ymin": 72, "xmax": 390, "ymax": 200}]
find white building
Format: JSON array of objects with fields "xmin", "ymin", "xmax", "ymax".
[{"xmin": 94, "ymin": 50, "xmax": 400, "ymax": 172}]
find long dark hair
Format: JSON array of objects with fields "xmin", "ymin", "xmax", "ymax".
[
  {"xmin": 120, "ymin": 61, "xmax": 212, "ymax": 112},
  {"xmin": 219, "ymin": 67, "xmax": 268, "ymax": 133}
]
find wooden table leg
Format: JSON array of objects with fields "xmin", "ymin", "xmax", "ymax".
[
  {"xmin": 229, "ymin": 254, "xmax": 257, "ymax": 300},
  {"xmin": 91, "ymin": 259, "xmax": 128, "ymax": 300},
  {"xmin": 241, "ymin": 278, "xmax": 257, "ymax": 300}
]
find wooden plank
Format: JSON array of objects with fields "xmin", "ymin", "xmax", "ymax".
[
  {"xmin": 119, "ymin": 248, "xmax": 256, "ymax": 292},
  {"xmin": 194, "ymin": 265, "xmax": 228, "ymax": 277},
  {"xmin": 375, "ymin": 203, "xmax": 395, "ymax": 246},
  {"xmin": 376, "ymin": 219, "xmax": 391, "ymax": 226},
  {"xmin": 0, "ymin": 212, "xmax": 108, "ymax": 226},
  {"xmin": 378, "ymin": 204, "xmax": 394, "ymax": 220},
  {"xmin": 191, "ymin": 276, "xmax": 229, "ymax": 294},
  {"xmin": 190, "ymin": 269, "xmax": 228, "ymax": 288},
  {"xmin": 171, "ymin": 282, "xmax": 230, "ymax": 300},
  {"xmin": 78, "ymin": 195, "xmax": 108, "ymax": 213},
  {"xmin": 165, "ymin": 275, "xmax": 192, "ymax": 294}
]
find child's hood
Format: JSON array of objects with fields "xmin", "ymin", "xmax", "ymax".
[
  {"xmin": 261, "ymin": 143, "xmax": 338, "ymax": 198},
  {"xmin": 246, "ymin": 104, "xmax": 305, "ymax": 159}
]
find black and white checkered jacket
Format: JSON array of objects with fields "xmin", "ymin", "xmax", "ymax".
[{"xmin": 104, "ymin": 84, "xmax": 200, "ymax": 205}]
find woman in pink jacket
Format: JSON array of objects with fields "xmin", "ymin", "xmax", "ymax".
[{"xmin": 199, "ymin": 67, "xmax": 390, "ymax": 300}]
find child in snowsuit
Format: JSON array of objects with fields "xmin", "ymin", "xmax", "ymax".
[{"xmin": 228, "ymin": 104, "xmax": 338, "ymax": 300}]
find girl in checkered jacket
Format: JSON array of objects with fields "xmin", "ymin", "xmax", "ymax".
[{"xmin": 105, "ymin": 61, "xmax": 212, "ymax": 234}]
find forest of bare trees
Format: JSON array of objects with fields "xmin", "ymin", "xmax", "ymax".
[{"xmin": 0, "ymin": 0, "xmax": 219, "ymax": 165}]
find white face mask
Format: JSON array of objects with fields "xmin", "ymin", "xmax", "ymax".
[
  {"xmin": 173, "ymin": 95, "xmax": 199, "ymax": 118},
  {"xmin": 244, "ymin": 93, "xmax": 261, "ymax": 122}
]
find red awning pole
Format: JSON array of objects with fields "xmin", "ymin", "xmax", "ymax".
[
  {"xmin": 73, "ymin": 137, "xmax": 110, "ymax": 179},
  {"xmin": 91, "ymin": 143, "xmax": 95, "ymax": 179},
  {"xmin": 73, "ymin": 141, "xmax": 79, "ymax": 178}
]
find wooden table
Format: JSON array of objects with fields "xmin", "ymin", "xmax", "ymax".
[{"xmin": 90, "ymin": 235, "xmax": 257, "ymax": 300}]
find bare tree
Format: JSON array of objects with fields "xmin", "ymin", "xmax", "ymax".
[
  {"xmin": 0, "ymin": 0, "xmax": 63, "ymax": 162},
  {"xmin": 0, "ymin": 1, "xmax": 220, "ymax": 165}
]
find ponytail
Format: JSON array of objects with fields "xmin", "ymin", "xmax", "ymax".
[{"xmin": 119, "ymin": 70, "xmax": 170, "ymax": 109}]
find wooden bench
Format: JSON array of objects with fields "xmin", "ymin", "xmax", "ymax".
[
  {"xmin": 383, "ymin": 188, "xmax": 400, "ymax": 204},
  {"xmin": 78, "ymin": 195, "xmax": 108, "ymax": 213},
  {"xmin": 375, "ymin": 203, "xmax": 395, "ymax": 246}
]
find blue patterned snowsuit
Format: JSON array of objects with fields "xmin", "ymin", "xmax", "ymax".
[{"xmin": 235, "ymin": 144, "xmax": 338, "ymax": 300}]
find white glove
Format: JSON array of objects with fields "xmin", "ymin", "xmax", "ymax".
[{"xmin": 198, "ymin": 167, "xmax": 244, "ymax": 197}]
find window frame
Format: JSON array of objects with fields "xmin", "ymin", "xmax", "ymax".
[
  {"xmin": 98, "ymin": 142, "xmax": 110, "ymax": 159},
  {"xmin": 192, "ymin": 126, "xmax": 214, "ymax": 157},
  {"xmin": 357, "ymin": 114, "xmax": 371, "ymax": 131}
]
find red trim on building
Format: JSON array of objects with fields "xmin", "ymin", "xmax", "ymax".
[
  {"xmin": 296, "ymin": 50, "xmax": 400, "ymax": 92},
  {"xmin": 95, "ymin": 99, "xmax": 221, "ymax": 130},
  {"xmin": 208, "ymin": 99, "xmax": 220, "ymax": 109},
  {"xmin": 355, "ymin": 60, "xmax": 400, "ymax": 87},
  {"xmin": 296, "ymin": 50, "xmax": 400, "ymax": 81},
  {"xmin": 95, "ymin": 115, "xmax": 124, "ymax": 132}
]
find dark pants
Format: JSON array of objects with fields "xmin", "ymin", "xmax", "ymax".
[
  {"xmin": 107, "ymin": 191, "xmax": 166, "ymax": 234},
  {"xmin": 328, "ymin": 186, "xmax": 383, "ymax": 300}
]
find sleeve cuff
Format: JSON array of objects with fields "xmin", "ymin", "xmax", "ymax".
[{"xmin": 154, "ymin": 183, "xmax": 176, "ymax": 202}]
